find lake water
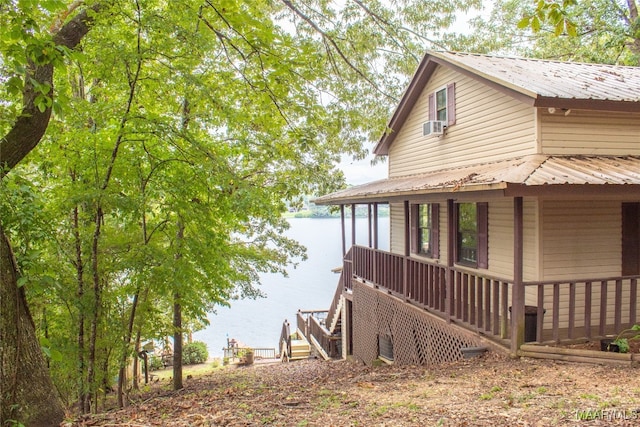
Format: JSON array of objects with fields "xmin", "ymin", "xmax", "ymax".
[{"xmin": 194, "ymin": 216, "xmax": 389, "ymax": 357}]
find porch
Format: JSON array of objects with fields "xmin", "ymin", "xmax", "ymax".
[{"xmin": 347, "ymin": 244, "xmax": 640, "ymax": 349}]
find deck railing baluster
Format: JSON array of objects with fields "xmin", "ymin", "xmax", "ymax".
[
  {"xmin": 584, "ymin": 281, "xmax": 592, "ymax": 339},
  {"xmin": 553, "ymin": 283, "xmax": 560, "ymax": 342},
  {"xmin": 568, "ymin": 282, "xmax": 576, "ymax": 339},
  {"xmin": 500, "ymin": 281, "xmax": 508, "ymax": 339},
  {"xmin": 615, "ymin": 279, "xmax": 623, "ymax": 332},
  {"xmin": 630, "ymin": 278, "xmax": 638, "ymax": 325},
  {"xmin": 600, "ymin": 280, "xmax": 608, "ymax": 336}
]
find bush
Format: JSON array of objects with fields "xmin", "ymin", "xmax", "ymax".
[
  {"xmin": 148, "ymin": 355, "xmax": 163, "ymax": 371},
  {"xmin": 183, "ymin": 341, "xmax": 209, "ymax": 365}
]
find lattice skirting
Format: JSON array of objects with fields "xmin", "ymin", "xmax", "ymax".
[{"xmin": 352, "ymin": 280, "xmax": 484, "ymax": 366}]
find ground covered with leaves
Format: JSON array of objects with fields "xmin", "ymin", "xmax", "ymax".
[{"xmin": 66, "ymin": 352, "xmax": 640, "ymax": 426}]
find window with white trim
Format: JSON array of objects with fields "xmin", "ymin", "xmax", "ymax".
[{"xmin": 428, "ymin": 83, "xmax": 456, "ymax": 127}]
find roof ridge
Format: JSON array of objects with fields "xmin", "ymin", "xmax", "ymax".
[{"xmin": 439, "ymin": 50, "xmax": 639, "ymax": 69}]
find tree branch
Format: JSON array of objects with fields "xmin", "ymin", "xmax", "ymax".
[{"xmin": 0, "ymin": 4, "xmax": 101, "ymax": 178}]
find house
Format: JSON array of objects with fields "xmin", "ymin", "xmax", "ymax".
[{"xmin": 296, "ymin": 51, "xmax": 640, "ymax": 366}]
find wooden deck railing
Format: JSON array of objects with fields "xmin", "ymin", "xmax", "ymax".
[
  {"xmin": 351, "ymin": 245, "xmax": 513, "ymax": 342},
  {"xmin": 349, "ymin": 245, "xmax": 640, "ymax": 346},
  {"xmin": 223, "ymin": 347, "xmax": 277, "ymax": 360},
  {"xmin": 525, "ymin": 276, "xmax": 640, "ymax": 343},
  {"xmin": 297, "ymin": 309, "xmax": 340, "ymax": 358},
  {"xmin": 341, "ymin": 247, "xmax": 353, "ymax": 291},
  {"xmin": 325, "ymin": 280, "xmax": 344, "ymax": 332}
]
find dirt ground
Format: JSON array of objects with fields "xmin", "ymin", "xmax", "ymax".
[{"xmin": 65, "ymin": 351, "xmax": 640, "ymax": 426}]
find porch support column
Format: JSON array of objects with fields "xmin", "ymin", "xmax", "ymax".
[
  {"xmin": 373, "ymin": 203, "xmax": 379, "ymax": 250},
  {"xmin": 511, "ymin": 196, "xmax": 525, "ymax": 355},
  {"xmin": 351, "ymin": 204, "xmax": 356, "ymax": 246},
  {"xmin": 403, "ymin": 201, "xmax": 410, "ymax": 299},
  {"xmin": 367, "ymin": 203, "xmax": 373, "ymax": 248},
  {"xmin": 446, "ymin": 199, "xmax": 455, "ymax": 323},
  {"xmin": 340, "ymin": 205, "xmax": 346, "ymax": 257}
]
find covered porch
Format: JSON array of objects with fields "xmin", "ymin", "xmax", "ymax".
[{"xmin": 313, "ymin": 155, "xmax": 640, "ymax": 357}]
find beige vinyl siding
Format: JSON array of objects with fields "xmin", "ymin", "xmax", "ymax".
[
  {"xmin": 541, "ymin": 200, "xmax": 620, "ymax": 280},
  {"xmin": 538, "ymin": 200, "xmax": 623, "ymax": 330},
  {"xmin": 389, "ymin": 202, "xmax": 405, "ymax": 255},
  {"xmin": 390, "ymin": 200, "xmax": 449, "ymax": 262},
  {"xmin": 387, "ymin": 66, "xmax": 537, "ymax": 178},
  {"xmin": 540, "ymin": 110, "xmax": 640, "ymax": 155},
  {"xmin": 488, "ymin": 199, "xmax": 539, "ymax": 282}
]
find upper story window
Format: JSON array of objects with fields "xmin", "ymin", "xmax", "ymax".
[
  {"xmin": 455, "ymin": 202, "xmax": 488, "ymax": 269},
  {"xmin": 411, "ymin": 203, "xmax": 439, "ymax": 258},
  {"xmin": 436, "ymin": 88, "xmax": 447, "ymax": 122},
  {"xmin": 428, "ymin": 83, "xmax": 456, "ymax": 127}
]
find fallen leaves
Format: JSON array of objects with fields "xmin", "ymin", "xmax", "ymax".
[{"xmin": 65, "ymin": 353, "xmax": 640, "ymax": 426}]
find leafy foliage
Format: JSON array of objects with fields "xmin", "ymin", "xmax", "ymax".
[
  {"xmin": 183, "ymin": 341, "xmax": 209, "ymax": 365},
  {"xmin": 1, "ymin": 0, "xmax": 485, "ymax": 417},
  {"xmin": 452, "ymin": 0, "xmax": 640, "ymax": 65}
]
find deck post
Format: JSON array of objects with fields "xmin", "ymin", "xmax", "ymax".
[
  {"xmin": 511, "ymin": 197, "xmax": 525, "ymax": 355},
  {"xmin": 368, "ymin": 203, "xmax": 373, "ymax": 248},
  {"xmin": 373, "ymin": 203, "xmax": 379, "ymax": 250},
  {"xmin": 403, "ymin": 201, "xmax": 410, "ymax": 298},
  {"xmin": 351, "ymin": 204, "xmax": 356, "ymax": 246},
  {"xmin": 340, "ymin": 205, "xmax": 346, "ymax": 257},
  {"xmin": 446, "ymin": 199, "xmax": 455, "ymax": 322}
]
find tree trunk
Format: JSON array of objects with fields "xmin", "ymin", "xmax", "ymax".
[
  {"xmin": 173, "ymin": 293, "xmax": 183, "ymax": 391},
  {"xmin": 0, "ymin": 226, "xmax": 64, "ymax": 426},
  {"xmin": 85, "ymin": 206, "xmax": 103, "ymax": 412},
  {"xmin": 117, "ymin": 290, "xmax": 140, "ymax": 407},
  {"xmin": 173, "ymin": 222, "xmax": 184, "ymax": 391},
  {"xmin": 0, "ymin": 5, "xmax": 98, "ymax": 422}
]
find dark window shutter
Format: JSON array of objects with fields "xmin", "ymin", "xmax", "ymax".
[
  {"xmin": 447, "ymin": 83, "xmax": 456, "ymax": 126},
  {"xmin": 432, "ymin": 204, "xmax": 440, "ymax": 259},
  {"xmin": 410, "ymin": 204, "xmax": 419, "ymax": 253},
  {"xmin": 428, "ymin": 93, "xmax": 435, "ymax": 121},
  {"xmin": 622, "ymin": 202, "xmax": 640, "ymax": 276},
  {"xmin": 477, "ymin": 202, "xmax": 488, "ymax": 269}
]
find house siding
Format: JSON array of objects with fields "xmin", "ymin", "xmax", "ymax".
[
  {"xmin": 538, "ymin": 200, "xmax": 625, "ymax": 330},
  {"xmin": 541, "ymin": 200, "xmax": 620, "ymax": 280},
  {"xmin": 387, "ymin": 65, "xmax": 537, "ymax": 178},
  {"xmin": 390, "ymin": 197, "xmax": 537, "ymax": 280},
  {"xmin": 390, "ymin": 202, "xmax": 405, "ymax": 255},
  {"xmin": 540, "ymin": 110, "xmax": 640, "ymax": 155}
]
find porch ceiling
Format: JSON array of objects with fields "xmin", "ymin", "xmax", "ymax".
[{"xmin": 314, "ymin": 155, "xmax": 640, "ymax": 205}]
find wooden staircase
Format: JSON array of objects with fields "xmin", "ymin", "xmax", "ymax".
[
  {"xmin": 289, "ymin": 330, "xmax": 311, "ymax": 360},
  {"xmin": 279, "ymin": 321, "xmax": 311, "ymax": 361}
]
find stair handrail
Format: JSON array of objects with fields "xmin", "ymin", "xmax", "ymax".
[
  {"xmin": 279, "ymin": 319, "xmax": 291, "ymax": 360},
  {"xmin": 325, "ymin": 282, "xmax": 343, "ymax": 333},
  {"xmin": 326, "ymin": 247, "xmax": 353, "ymax": 330}
]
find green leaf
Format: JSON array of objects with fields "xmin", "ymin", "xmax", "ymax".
[
  {"xmin": 554, "ymin": 20, "xmax": 565, "ymax": 36},
  {"xmin": 531, "ymin": 16, "xmax": 541, "ymax": 32},
  {"xmin": 517, "ymin": 16, "xmax": 531, "ymax": 30}
]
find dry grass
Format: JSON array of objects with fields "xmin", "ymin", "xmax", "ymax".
[{"xmin": 66, "ymin": 352, "xmax": 640, "ymax": 426}]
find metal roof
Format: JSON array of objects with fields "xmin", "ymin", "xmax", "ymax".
[
  {"xmin": 314, "ymin": 155, "xmax": 640, "ymax": 205},
  {"xmin": 432, "ymin": 51, "xmax": 640, "ymax": 103}
]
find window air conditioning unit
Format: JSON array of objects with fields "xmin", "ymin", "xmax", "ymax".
[{"xmin": 423, "ymin": 120, "xmax": 445, "ymax": 136}]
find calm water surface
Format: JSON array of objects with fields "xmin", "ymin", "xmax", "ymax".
[{"xmin": 194, "ymin": 217, "xmax": 389, "ymax": 357}]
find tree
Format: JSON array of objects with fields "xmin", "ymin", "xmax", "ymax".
[
  {"xmin": 1, "ymin": 0, "xmax": 481, "ymax": 423},
  {"xmin": 456, "ymin": 0, "xmax": 640, "ymax": 64}
]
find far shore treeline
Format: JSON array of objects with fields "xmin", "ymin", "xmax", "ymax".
[{"xmin": 284, "ymin": 203, "xmax": 390, "ymax": 219}]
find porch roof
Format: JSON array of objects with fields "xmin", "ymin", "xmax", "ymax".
[{"xmin": 314, "ymin": 155, "xmax": 640, "ymax": 205}]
